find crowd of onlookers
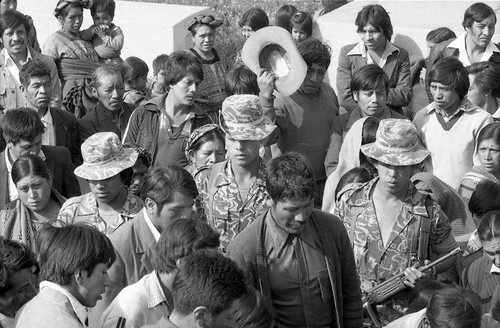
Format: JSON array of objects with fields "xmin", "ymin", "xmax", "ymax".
[{"xmin": 0, "ymin": 0, "xmax": 500, "ymax": 327}]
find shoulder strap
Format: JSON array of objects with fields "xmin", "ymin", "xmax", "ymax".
[
  {"xmin": 207, "ymin": 161, "xmax": 225, "ymax": 220},
  {"xmin": 417, "ymin": 197, "xmax": 434, "ymax": 262}
]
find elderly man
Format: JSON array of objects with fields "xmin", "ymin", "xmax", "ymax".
[
  {"xmin": 0, "ymin": 107, "xmax": 80, "ymax": 209},
  {"xmin": 426, "ymin": 2, "xmax": 500, "ymax": 101},
  {"xmin": 79, "ymin": 64, "xmax": 133, "ymax": 141},
  {"xmin": 89, "ymin": 165, "xmax": 200, "ymax": 327},
  {"xmin": 123, "ymin": 51, "xmax": 217, "ymax": 167},
  {"xmin": 0, "ymin": 10, "xmax": 60, "ymax": 112},
  {"xmin": 20, "ymin": 59, "xmax": 81, "ymax": 166},
  {"xmin": 228, "ymin": 152, "xmax": 363, "ymax": 328},
  {"xmin": 274, "ymin": 38, "xmax": 340, "ymax": 207}
]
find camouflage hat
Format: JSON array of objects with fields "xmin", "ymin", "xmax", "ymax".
[
  {"xmin": 220, "ymin": 94, "xmax": 276, "ymax": 141},
  {"xmin": 361, "ymin": 119, "xmax": 429, "ymax": 166},
  {"xmin": 75, "ymin": 132, "xmax": 139, "ymax": 180}
]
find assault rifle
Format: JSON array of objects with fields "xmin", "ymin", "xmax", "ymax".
[{"xmin": 362, "ymin": 247, "xmax": 462, "ymax": 327}]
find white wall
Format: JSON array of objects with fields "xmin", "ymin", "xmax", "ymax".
[{"xmin": 18, "ymin": 0, "xmax": 210, "ymax": 71}]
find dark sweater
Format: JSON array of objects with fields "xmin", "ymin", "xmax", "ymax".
[{"xmin": 227, "ymin": 209, "xmax": 363, "ymax": 328}]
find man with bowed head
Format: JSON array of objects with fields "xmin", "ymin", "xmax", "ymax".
[{"xmin": 228, "ymin": 152, "xmax": 362, "ymax": 328}]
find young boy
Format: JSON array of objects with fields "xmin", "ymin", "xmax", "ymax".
[
  {"xmin": 147, "ymin": 54, "xmax": 170, "ymax": 98},
  {"xmin": 290, "ymin": 11, "xmax": 312, "ymax": 43},
  {"xmin": 82, "ymin": 0, "xmax": 124, "ymax": 63}
]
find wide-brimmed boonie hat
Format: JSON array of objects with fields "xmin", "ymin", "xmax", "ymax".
[
  {"xmin": 220, "ymin": 94, "xmax": 276, "ymax": 141},
  {"xmin": 242, "ymin": 26, "xmax": 307, "ymax": 96},
  {"xmin": 75, "ymin": 132, "xmax": 138, "ymax": 180},
  {"xmin": 361, "ymin": 119, "xmax": 429, "ymax": 166}
]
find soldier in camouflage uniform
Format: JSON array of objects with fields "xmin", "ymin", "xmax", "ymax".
[
  {"xmin": 335, "ymin": 119, "xmax": 457, "ymax": 324},
  {"xmin": 195, "ymin": 94, "xmax": 277, "ymax": 252}
]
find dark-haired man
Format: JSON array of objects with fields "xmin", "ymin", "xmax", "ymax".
[
  {"xmin": 426, "ymin": 2, "xmax": 500, "ymax": 101},
  {"xmin": 15, "ymin": 224, "xmax": 116, "ymax": 328},
  {"xmin": 0, "ymin": 10, "xmax": 60, "ymax": 112},
  {"xmin": 90, "ymin": 165, "xmax": 199, "ymax": 327},
  {"xmin": 20, "ymin": 59, "xmax": 81, "ymax": 166},
  {"xmin": 102, "ymin": 219, "xmax": 220, "ymax": 328},
  {"xmin": 0, "ymin": 239, "xmax": 38, "ymax": 328},
  {"xmin": 161, "ymin": 251, "xmax": 247, "ymax": 328},
  {"xmin": 228, "ymin": 152, "xmax": 363, "ymax": 328},
  {"xmin": 274, "ymin": 38, "xmax": 340, "ymax": 206},
  {"xmin": 414, "ymin": 56, "xmax": 493, "ymax": 189},
  {"xmin": 123, "ymin": 51, "xmax": 217, "ymax": 167},
  {"xmin": 0, "ymin": 107, "xmax": 80, "ymax": 210}
]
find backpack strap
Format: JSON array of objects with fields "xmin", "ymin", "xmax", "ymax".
[
  {"xmin": 411, "ymin": 197, "xmax": 434, "ymax": 263},
  {"xmin": 207, "ymin": 161, "xmax": 226, "ymax": 221}
]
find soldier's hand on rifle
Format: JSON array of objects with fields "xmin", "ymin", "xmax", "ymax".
[{"xmin": 403, "ymin": 260, "xmax": 432, "ymax": 287}]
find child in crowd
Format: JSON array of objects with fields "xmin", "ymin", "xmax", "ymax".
[
  {"xmin": 290, "ymin": 11, "xmax": 313, "ymax": 43},
  {"xmin": 147, "ymin": 54, "xmax": 170, "ymax": 98},
  {"xmin": 82, "ymin": 0, "xmax": 124, "ymax": 63},
  {"xmin": 122, "ymin": 56, "xmax": 151, "ymax": 105},
  {"xmin": 275, "ymin": 4, "xmax": 297, "ymax": 30}
]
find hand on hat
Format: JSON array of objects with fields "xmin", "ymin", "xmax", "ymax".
[{"xmin": 257, "ymin": 68, "xmax": 277, "ymax": 99}]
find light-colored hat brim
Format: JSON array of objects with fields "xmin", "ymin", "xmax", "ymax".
[
  {"xmin": 361, "ymin": 143, "xmax": 430, "ymax": 166},
  {"xmin": 242, "ymin": 26, "xmax": 307, "ymax": 96},
  {"xmin": 75, "ymin": 148, "xmax": 139, "ymax": 180},
  {"xmin": 221, "ymin": 120, "xmax": 277, "ymax": 141}
]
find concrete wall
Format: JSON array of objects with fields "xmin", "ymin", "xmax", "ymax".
[
  {"xmin": 316, "ymin": 1, "xmax": 500, "ymax": 93},
  {"xmin": 18, "ymin": 0, "xmax": 210, "ymax": 71}
]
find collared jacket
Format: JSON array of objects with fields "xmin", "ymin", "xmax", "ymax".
[
  {"xmin": 78, "ymin": 102, "xmax": 133, "ymax": 141},
  {"xmin": 337, "ymin": 41, "xmax": 412, "ymax": 113},
  {"xmin": 51, "ymin": 107, "xmax": 82, "ymax": 166},
  {"xmin": 195, "ymin": 159, "xmax": 270, "ymax": 251},
  {"xmin": 0, "ymin": 46, "xmax": 61, "ymax": 111},
  {"xmin": 227, "ymin": 209, "xmax": 363, "ymax": 328},
  {"xmin": 123, "ymin": 93, "xmax": 217, "ymax": 165}
]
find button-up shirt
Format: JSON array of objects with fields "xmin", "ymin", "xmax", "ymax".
[
  {"xmin": 265, "ymin": 210, "xmax": 333, "ymax": 328},
  {"xmin": 449, "ymin": 33, "xmax": 500, "ymax": 67},
  {"xmin": 102, "ymin": 271, "xmax": 171, "ymax": 328},
  {"xmin": 39, "ymin": 281, "xmax": 88, "ymax": 327},
  {"xmin": 142, "ymin": 208, "xmax": 161, "ymax": 243},
  {"xmin": 348, "ymin": 40, "xmax": 399, "ymax": 68},
  {"xmin": 4, "ymin": 48, "xmax": 32, "ymax": 108},
  {"xmin": 57, "ymin": 192, "xmax": 143, "ymax": 236},
  {"xmin": 195, "ymin": 158, "xmax": 270, "ymax": 251},
  {"xmin": 41, "ymin": 108, "xmax": 56, "ymax": 146}
]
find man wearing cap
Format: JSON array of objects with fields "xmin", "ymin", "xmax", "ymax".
[
  {"xmin": 57, "ymin": 132, "xmax": 143, "ymax": 236},
  {"xmin": 273, "ymin": 38, "xmax": 341, "ymax": 207},
  {"xmin": 0, "ymin": 107, "xmax": 80, "ymax": 210},
  {"xmin": 89, "ymin": 165, "xmax": 199, "ymax": 327},
  {"xmin": 228, "ymin": 152, "xmax": 363, "ymax": 328},
  {"xmin": 0, "ymin": 10, "xmax": 61, "ymax": 112},
  {"xmin": 19, "ymin": 59, "xmax": 82, "ymax": 166},
  {"xmin": 123, "ymin": 51, "xmax": 217, "ymax": 168},
  {"xmin": 195, "ymin": 94, "xmax": 277, "ymax": 252},
  {"xmin": 413, "ymin": 56, "xmax": 492, "ymax": 189},
  {"xmin": 335, "ymin": 119, "xmax": 457, "ymax": 324}
]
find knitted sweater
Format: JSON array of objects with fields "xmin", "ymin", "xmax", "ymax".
[
  {"xmin": 227, "ymin": 209, "xmax": 363, "ymax": 328},
  {"xmin": 413, "ymin": 99, "xmax": 493, "ymax": 189}
]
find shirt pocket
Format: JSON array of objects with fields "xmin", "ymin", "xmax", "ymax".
[{"xmin": 317, "ymin": 268, "xmax": 332, "ymax": 303}]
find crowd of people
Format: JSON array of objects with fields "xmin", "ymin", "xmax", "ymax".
[{"xmin": 0, "ymin": 0, "xmax": 500, "ymax": 327}]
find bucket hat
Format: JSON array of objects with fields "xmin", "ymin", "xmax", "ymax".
[
  {"xmin": 220, "ymin": 94, "xmax": 276, "ymax": 141},
  {"xmin": 361, "ymin": 119, "xmax": 429, "ymax": 166},
  {"xmin": 242, "ymin": 26, "xmax": 307, "ymax": 96},
  {"xmin": 75, "ymin": 132, "xmax": 138, "ymax": 180}
]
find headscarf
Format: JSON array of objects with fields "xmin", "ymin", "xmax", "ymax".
[
  {"xmin": 322, "ymin": 117, "xmax": 368, "ymax": 213},
  {"xmin": 54, "ymin": 0, "xmax": 93, "ymax": 18}
]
